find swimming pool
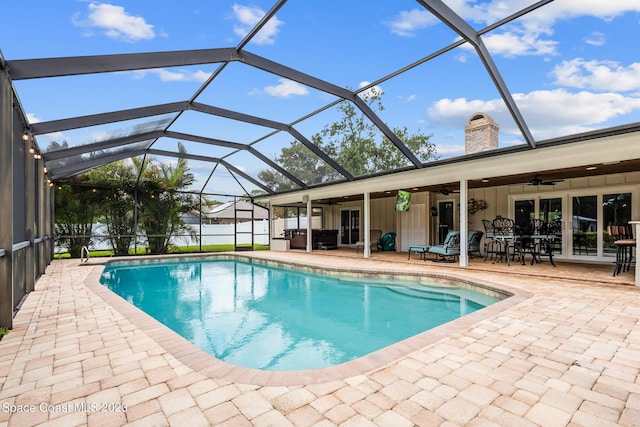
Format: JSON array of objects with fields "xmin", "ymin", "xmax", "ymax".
[{"xmin": 100, "ymin": 257, "xmax": 501, "ymax": 371}]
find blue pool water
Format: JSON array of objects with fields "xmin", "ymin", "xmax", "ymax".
[{"xmin": 100, "ymin": 258, "xmax": 499, "ymax": 371}]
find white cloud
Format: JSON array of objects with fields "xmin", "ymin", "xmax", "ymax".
[
  {"xmin": 25, "ymin": 114, "xmax": 67, "ymax": 142},
  {"xmin": 232, "ymin": 164, "xmax": 247, "ymax": 173},
  {"xmin": 428, "ymin": 89, "xmax": 640, "ymax": 140},
  {"xmin": 26, "ymin": 113, "xmax": 41, "ymax": 124},
  {"xmin": 433, "ymin": 144, "xmax": 465, "ymax": 157},
  {"xmin": 551, "ymin": 59, "xmax": 640, "ymax": 92},
  {"xmin": 383, "ymin": 8, "xmax": 438, "ymax": 37},
  {"xmin": 445, "ymin": 0, "xmax": 640, "ymax": 27},
  {"xmin": 584, "ymin": 32, "xmax": 606, "ymax": 47},
  {"xmin": 477, "ymin": 28, "xmax": 558, "ymax": 57},
  {"xmin": 390, "ymin": 2, "xmax": 640, "ymax": 58},
  {"xmin": 90, "ymin": 130, "xmax": 115, "ymax": 142},
  {"xmin": 263, "ymin": 79, "xmax": 309, "ymax": 98},
  {"xmin": 455, "ymin": 53, "xmax": 468, "ymax": 63},
  {"xmin": 129, "ymin": 68, "xmax": 212, "ymax": 83},
  {"xmin": 73, "ymin": 3, "xmax": 155, "ymax": 42},
  {"xmin": 232, "ymin": 4, "xmax": 283, "ymax": 45},
  {"xmin": 357, "ymin": 81, "xmax": 384, "ymax": 100},
  {"xmin": 474, "ymin": 2, "xmax": 640, "ymax": 57},
  {"xmin": 530, "ymin": 1, "xmax": 640, "ymax": 24}
]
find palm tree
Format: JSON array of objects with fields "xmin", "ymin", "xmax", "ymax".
[{"xmin": 135, "ymin": 143, "xmax": 198, "ymax": 254}]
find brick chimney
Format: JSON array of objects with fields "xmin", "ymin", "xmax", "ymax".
[{"xmin": 464, "ymin": 112, "xmax": 498, "ymax": 154}]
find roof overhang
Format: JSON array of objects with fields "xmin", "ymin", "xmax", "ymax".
[{"xmin": 261, "ymin": 124, "xmax": 640, "ymax": 205}]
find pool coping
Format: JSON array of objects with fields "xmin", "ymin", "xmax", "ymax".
[{"xmin": 84, "ymin": 253, "xmax": 533, "ymax": 387}]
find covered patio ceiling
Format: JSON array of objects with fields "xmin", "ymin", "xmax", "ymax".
[
  {"xmin": 3, "ymin": 1, "xmax": 639, "ymax": 199},
  {"xmin": 314, "ymin": 156, "xmax": 640, "ymax": 205}
]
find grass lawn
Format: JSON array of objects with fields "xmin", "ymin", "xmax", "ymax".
[{"xmin": 54, "ymin": 244, "xmax": 270, "ymax": 259}]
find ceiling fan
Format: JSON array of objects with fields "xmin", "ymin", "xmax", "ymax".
[
  {"xmin": 527, "ymin": 176, "xmax": 564, "ymax": 186},
  {"xmin": 438, "ymin": 187, "xmax": 459, "ymax": 196}
]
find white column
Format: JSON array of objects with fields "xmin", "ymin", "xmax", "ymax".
[
  {"xmin": 630, "ymin": 221, "xmax": 639, "ymax": 286},
  {"xmin": 306, "ymin": 196, "xmax": 312, "ymax": 252},
  {"xmin": 459, "ymin": 179, "xmax": 469, "ymax": 267},
  {"xmin": 364, "ymin": 191, "xmax": 371, "ymax": 258}
]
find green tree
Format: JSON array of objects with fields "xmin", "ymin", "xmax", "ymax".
[
  {"xmin": 258, "ymin": 91, "xmax": 436, "ymax": 191},
  {"xmin": 135, "ymin": 144, "xmax": 198, "ymax": 254},
  {"xmin": 53, "ymin": 176, "xmax": 103, "ymax": 258},
  {"xmin": 52, "ymin": 141, "xmax": 197, "ymax": 257},
  {"xmin": 85, "ymin": 162, "xmax": 137, "ymax": 256}
]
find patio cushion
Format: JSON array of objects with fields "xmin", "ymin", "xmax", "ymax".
[{"xmin": 428, "ymin": 231, "xmax": 461, "ymax": 259}]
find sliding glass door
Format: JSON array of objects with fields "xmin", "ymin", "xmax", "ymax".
[
  {"xmin": 603, "ymin": 192, "xmax": 633, "ymax": 258},
  {"xmin": 571, "ymin": 195, "xmax": 597, "ymax": 257},
  {"xmin": 512, "ymin": 187, "xmax": 636, "ymax": 261},
  {"xmin": 340, "ymin": 209, "xmax": 360, "ymax": 245},
  {"xmin": 514, "ymin": 197, "xmax": 563, "ymax": 255}
]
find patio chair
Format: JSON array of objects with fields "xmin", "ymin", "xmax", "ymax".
[
  {"xmin": 608, "ymin": 224, "xmax": 635, "ymax": 276},
  {"xmin": 427, "ymin": 231, "xmax": 460, "ymax": 262},
  {"xmin": 528, "ymin": 219, "xmax": 556, "ymax": 267},
  {"xmin": 468, "ymin": 230, "xmax": 484, "ymax": 258},
  {"xmin": 492, "ymin": 217, "xmax": 524, "ymax": 265},
  {"xmin": 356, "ymin": 229, "xmax": 382, "ymax": 253},
  {"xmin": 482, "ymin": 219, "xmax": 498, "ymax": 261}
]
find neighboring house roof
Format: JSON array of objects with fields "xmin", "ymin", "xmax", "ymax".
[{"xmin": 202, "ymin": 200, "xmax": 268, "ymax": 220}]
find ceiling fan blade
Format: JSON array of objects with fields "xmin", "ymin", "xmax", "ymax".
[
  {"xmin": 528, "ymin": 176, "xmax": 564, "ymax": 186},
  {"xmin": 542, "ymin": 179, "xmax": 564, "ymax": 185},
  {"xmin": 439, "ymin": 187, "xmax": 460, "ymax": 195}
]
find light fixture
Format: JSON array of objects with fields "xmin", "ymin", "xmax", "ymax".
[
  {"xmin": 29, "ymin": 147, "xmax": 35, "ymax": 154},
  {"xmin": 586, "ymin": 166, "xmax": 597, "ymax": 171},
  {"xmin": 22, "ymin": 130, "xmax": 30, "ymax": 141},
  {"xmin": 430, "ymin": 206, "xmax": 438, "ymax": 216},
  {"xmin": 481, "ymin": 179, "xmax": 490, "ymax": 183},
  {"xmin": 43, "ymin": 167, "xmax": 47, "ymax": 173}
]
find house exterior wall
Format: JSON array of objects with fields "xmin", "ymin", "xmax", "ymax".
[
  {"xmin": 288, "ymin": 169, "xmax": 639, "ymax": 256},
  {"xmin": 453, "ymin": 171, "xmax": 640, "ymax": 232},
  {"xmin": 321, "ymin": 197, "xmax": 398, "ymax": 245}
]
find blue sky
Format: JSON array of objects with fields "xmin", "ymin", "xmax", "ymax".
[{"xmin": 2, "ymin": 1, "xmax": 640, "ymax": 195}]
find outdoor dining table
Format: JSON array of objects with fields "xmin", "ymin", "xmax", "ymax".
[
  {"xmin": 491, "ymin": 233, "xmax": 524, "ymax": 266},
  {"xmin": 487, "ymin": 218, "xmax": 558, "ymax": 267},
  {"xmin": 490, "ymin": 218, "xmax": 524, "ymax": 266},
  {"xmin": 526, "ymin": 233, "xmax": 557, "ymax": 267}
]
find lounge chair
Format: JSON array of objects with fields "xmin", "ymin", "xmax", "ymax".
[
  {"xmin": 427, "ymin": 231, "xmax": 460, "ymax": 262},
  {"xmin": 408, "ymin": 245, "xmax": 430, "ymax": 260},
  {"xmin": 356, "ymin": 229, "xmax": 383, "ymax": 253}
]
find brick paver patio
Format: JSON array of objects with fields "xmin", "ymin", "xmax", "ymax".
[{"xmin": 0, "ymin": 251, "xmax": 638, "ymax": 426}]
